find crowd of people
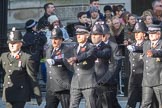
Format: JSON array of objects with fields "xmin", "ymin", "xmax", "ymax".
[{"xmin": 0, "ymin": 0, "xmax": 162, "ymax": 108}]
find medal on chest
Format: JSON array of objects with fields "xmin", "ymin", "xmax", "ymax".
[
  {"xmin": 18, "ymin": 60, "xmax": 22, "ymax": 67},
  {"xmin": 54, "ymin": 50, "xmax": 64, "ymax": 59}
]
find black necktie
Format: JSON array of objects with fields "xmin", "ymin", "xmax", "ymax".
[{"xmin": 151, "ymin": 43, "xmax": 154, "ymax": 48}]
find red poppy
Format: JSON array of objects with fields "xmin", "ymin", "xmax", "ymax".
[
  {"xmin": 15, "ymin": 54, "xmax": 20, "ymax": 59},
  {"xmin": 56, "ymin": 51, "xmax": 61, "ymax": 55},
  {"xmin": 81, "ymin": 47, "xmax": 86, "ymax": 52},
  {"xmin": 127, "ymin": 32, "xmax": 132, "ymax": 35}
]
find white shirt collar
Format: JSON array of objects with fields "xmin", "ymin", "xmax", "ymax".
[
  {"xmin": 151, "ymin": 40, "xmax": 159, "ymax": 45},
  {"xmin": 11, "ymin": 50, "xmax": 20, "ymax": 58},
  {"xmin": 104, "ymin": 40, "xmax": 109, "ymax": 44},
  {"xmin": 94, "ymin": 42, "xmax": 102, "ymax": 47},
  {"xmin": 79, "ymin": 42, "xmax": 86, "ymax": 47}
]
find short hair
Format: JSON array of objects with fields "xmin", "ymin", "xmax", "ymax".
[
  {"xmin": 43, "ymin": 3, "xmax": 54, "ymax": 11},
  {"xmin": 103, "ymin": 5, "xmax": 112, "ymax": 12},
  {"xmin": 77, "ymin": 12, "xmax": 87, "ymax": 18},
  {"xmin": 90, "ymin": 0, "xmax": 99, "ymax": 4},
  {"xmin": 111, "ymin": 16, "xmax": 120, "ymax": 22},
  {"xmin": 112, "ymin": 5, "xmax": 124, "ymax": 15},
  {"xmin": 127, "ymin": 14, "xmax": 136, "ymax": 20},
  {"xmin": 152, "ymin": 0, "xmax": 160, "ymax": 8}
]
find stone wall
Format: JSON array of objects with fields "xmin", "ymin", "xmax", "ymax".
[
  {"xmin": 8, "ymin": 0, "xmax": 131, "ymax": 30},
  {"xmin": 8, "ymin": 0, "xmax": 89, "ymax": 29}
]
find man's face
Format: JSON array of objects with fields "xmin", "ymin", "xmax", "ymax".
[
  {"xmin": 8, "ymin": 42, "xmax": 22, "ymax": 53},
  {"xmin": 47, "ymin": 4, "xmax": 55, "ymax": 15},
  {"xmin": 134, "ymin": 32, "xmax": 145, "ymax": 41},
  {"xmin": 105, "ymin": 10, "xmax": 112, "ymax": 17},
  {"xmin": 91, "ymin": 1, "xmax": 99, "ymax": 9},
  {"xmin": 153, "ymin": 2, "xmax": 162, "ymax": 15},
  {"xmin": 52, "ymin": 38, "xmax": 62, "ymax": 48},
  {"xmin": 79, "ymin": 14, "xmax": 88, "ymax": 24},
  {"xmin": 76, "ymin": 34, "xmax": 88, "ymax": 43},
  {"xmin": 128, "ymin": 16, "xmax": 136, "ymax": 25},
  {"xmin": 91, "ymin": 34, "xmax": 103, "ymax": 44},
  {"xmin": 149, "ymin": 31, "xmax": 161, "ymax": 41},
  {"xmin": 91, "ymin": 11, "xmax": 99, "ymax": 19}
]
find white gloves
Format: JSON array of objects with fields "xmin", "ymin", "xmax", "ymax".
[
  {"xmin": 46, "ymin": 59, "xmax": 55, "ymax": 66},
  {"xmin": 127, "ymin": 45, "xmax": 135, "ymax": 52}
]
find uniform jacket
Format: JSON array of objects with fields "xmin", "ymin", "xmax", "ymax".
[
  {"xmin": 105, "ymin": 40, "xmax": 121, "ymax": 85},
  {"xmin": 94, "ymin": 42, "xmax": 111, "ymax": 83},
  {"xmin": 71, "ymin": 42, "xmax": 97, "ymax": 89},
  {"xmin": 0, "ymin": 51, "xmax": 41, "ymax": 102},
  {"xmin": 137, "ymin": 40, "xmax": 162, "ymax": 87},
  {"xmin": 128, "ymin": 42, "xmax": 144, "ymax": 86},
  {"xmin": 46, "ymin": 44, "xmax": 72, "ymax": 92}
]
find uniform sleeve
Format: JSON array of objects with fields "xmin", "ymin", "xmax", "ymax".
[
  {"xmin": 152, "ymin": 50, "xmax": 162, "ymax": 58},
  {"xmin": 134, "ymin": 46, "xmax": 143, "ymax": 53},
  {"xmin": 95, "ymin": 46, "xmax": 111, "ymax": 59},
  {"xmin": 77, "ymin": 45, "xmax": 96, "ymax": 62}
]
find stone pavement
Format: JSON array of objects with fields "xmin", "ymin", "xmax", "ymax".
[{"xmin": 0, "ymin": 96, "xmax": 140, "ymax": 108}]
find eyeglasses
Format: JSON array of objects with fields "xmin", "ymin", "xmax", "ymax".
[{"xmin": 113, "ymin": 22, "xmax": 120, "ymax": 25}]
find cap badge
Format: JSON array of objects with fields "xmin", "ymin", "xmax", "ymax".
[
  {"xmin": 52, "ymin": 29, "xmax": 56, "ymax": 36},
  {"xmin": 93, "ymin": 25, "xmax": 97, "ymax": 31},
  {"xmin": 135, "ymin": 24, "xmax": 139, "ymax": 30},
  {"xmin": 9, "ymin": 31, "xmax": 14, "ymax": 41}
]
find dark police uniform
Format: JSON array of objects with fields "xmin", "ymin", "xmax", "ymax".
[
  {"xmin": 105, "ymin": 40, "xmax": 122, "ymax": 108},
  {"xmin": 45, "ymin": 27, "xmax": 72, "ymax": 108},
  {"xmin": 91, "ymin": 24, "xmax": 112, "ymax": 108},
  {"xmin": 126, "ymin": 22, "xmax": 147, "ymax": 108},
  {"xmin": 102, "ymin": 22, "xmax": 122, "ymax": 108},
  {"xmin": 0, "ymin": 29, "xmax": 42, "ymax": 108},
  {"xmin": 69, "ymin": 26, "xmax": 97, "ymax": 108}
]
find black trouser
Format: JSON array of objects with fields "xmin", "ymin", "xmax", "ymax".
[
  {"xmin": 141, "ymin": 86, "xmax": 162, "ymax": 108},
  {"xmin": 6, "ymin": 102, "xmax": 25, "ymax": 108},
  {"xmin": 70, "ymin": 88, "xmax": 96, "ymax": 108},
  {"xmin": 126, "ymin": 85, "xmax": 142, "ymax": 108},
  {"xmin": 45, "ymin": 90, "xmax": 70, "ymax": 108},
  {"xmin": 96, "ymin": 84, "xmax": 121, "ymax": 108}
]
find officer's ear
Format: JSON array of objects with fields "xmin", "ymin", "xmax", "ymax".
[
  {"xmin": 86, "ymin": 33, "xmax": 90, "ymax": 39},
  {"xmin": 19, "ymin": 42, "xmax": 23, "ymax": 47}
]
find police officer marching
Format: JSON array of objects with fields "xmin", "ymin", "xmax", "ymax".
[
  {"xmin": 126, "ymin": 21, "xmax": 147, "ymax": 108},
  {"xmin": 67, "ymin": 25, "xmax": 97, "ymax": 108},
  {"xmin": 127, "ymin": 24, "xmax": 162, "ymax": 108},
  {"xmin": 91, "ymin": 23, "xmax": 112, "ymax": 108},
  {"xmin": 45, "ymin": 27, "xmax": 72, "ymax": 108},
  {"xmin": 141, "ymin": 24, "xmax": 162, "ymax": 108},
  {"xmin": 102, "ymin": 22, "xmax": 122, "ymax": 108},
  {"xmin": 0, "ymin": 28, "xmax": 42, "ymax": 108}
]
